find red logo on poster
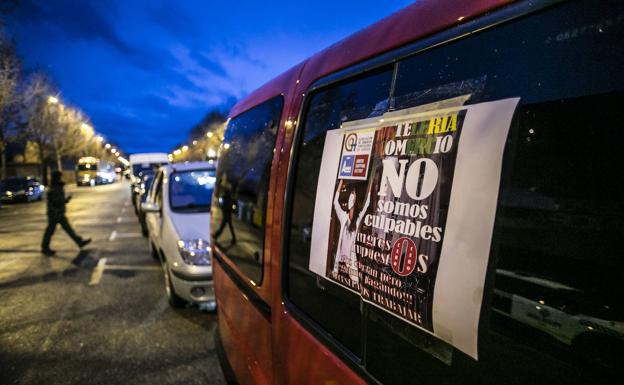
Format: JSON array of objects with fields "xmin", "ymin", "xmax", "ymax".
[
  {"xmin": 352, "ymin": 154, "xmax": 369, "ymax": 177},
  {"xmin": 391, "ymin": 237, "xmax": 417, "ymax": 276}
]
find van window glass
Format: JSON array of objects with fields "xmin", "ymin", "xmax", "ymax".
[
  {"xmin": 287, "ymin": 67, "xmax": 393, "ymax": 357},
  {"xmin": 364, "ymin": 1, "xmax": 624, "ymax": 384},
  {"xmin": 212, "ymin": 96, "xmax": 283, "ymax": 284}
]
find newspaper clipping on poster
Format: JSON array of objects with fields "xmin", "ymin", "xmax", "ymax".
[{"xmin": 308, "ymin": 98, "xmax": 520, "ymax": 359}]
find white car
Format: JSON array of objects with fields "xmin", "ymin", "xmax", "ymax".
[{"xmin": 142, "ymin": 161, "xmax": 216, "ymax": 310}]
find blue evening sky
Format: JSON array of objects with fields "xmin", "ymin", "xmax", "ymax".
[{"xmin": 4, "ymin": 0, "xmax": 412, "ymax": 153}]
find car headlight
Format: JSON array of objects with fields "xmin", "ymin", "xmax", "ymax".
[{"xmin": 177, "ymin": 239, "xmax": 211, "ymax": 266}]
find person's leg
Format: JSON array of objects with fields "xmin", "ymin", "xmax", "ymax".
[
  {"xmin": 58, "ymin": 216, "xmax": 83, "ymax": 245},
  {"xmin": 41, "ymin": 218, "xmax": 58, "ymax": 251},
  {"xmin": 228, "ymin": 217, "xmax": 236, "ymax": 244},
  {"xmin": 213, "ymin": 214, "xmax": 228, "ymax": 239}
]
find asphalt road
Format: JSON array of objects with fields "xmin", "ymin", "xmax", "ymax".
[{"xmin": 0, "ymin": 180, "xmax": 226, "ymax": 385}]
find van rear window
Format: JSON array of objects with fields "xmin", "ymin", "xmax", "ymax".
[{"xmin": 285, "ymin": 0, "xmax": 624, "ymax": 383}]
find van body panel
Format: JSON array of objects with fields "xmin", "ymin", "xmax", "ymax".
[
  {"xmin": 215, "ymin": 1, "xmax": 624, "ymax": 384},
  {"xmin": 214, "ymin": 260, "xmax": 272, "ymax": 385},
  {"xmin": 213, "ymin": 63, "xmax": 305, "ymax": 385}
]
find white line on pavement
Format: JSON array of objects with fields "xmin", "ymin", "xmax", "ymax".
[
  {"xmin": 88, "ymin": 257, "xmax": 107, "ymax": 286},
  {"xmin": 114, "ymin": 232, "xmax": 142, "ymax": 239},
  {"xmin": 116, "ymin": 216, "xmax": 122, "ymax": 223},
  {"xmin": 109, "ymin": 230, "xmax": 117, "ymax": 241},
  {"xmin": 105, "ymin": 264, "xmax": 160, "ymax": 271},
  {"xmin": 121, "ymin": 207, "xmax": 126, "ymax": 213}
]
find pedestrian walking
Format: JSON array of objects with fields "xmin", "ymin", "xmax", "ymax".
[
  {"xmin": 213, "ymin": 173, "xmax": 236, "ymax": 245},
  {"xmin": 41, "ymin": 171, "xmax": 91, "ymax": 256}
]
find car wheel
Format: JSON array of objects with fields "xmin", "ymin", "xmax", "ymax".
[
  {"xmin": 163, "ymin": 262, "xmax": 185, "ymax": 308},
  {"xmin": 150, "ymin": 242, "xmax": 159, "ymax": 260},
  {"xmin": 140, "ymin": 214, "xmax": 148, "ymax": 237}
]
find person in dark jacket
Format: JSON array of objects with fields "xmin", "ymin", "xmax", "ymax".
[
  {"xmin": 213, "ymin": 173, "xmax": 236, "ymax": 245},
  {"xmin": 41, "ymin": 171, "xmax": 91, "ymax": 256}
]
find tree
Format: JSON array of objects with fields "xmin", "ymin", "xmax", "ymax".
[
  {"xmin": 52, "ymin": 106, "xmax": 93, "ymax": 170},
  {"xmin": 23, "ymin": 73, "xmax": 57, "ymax": 180},
  {"xmin": 0, "ymin": 34, "xmax": 22, "ymax": 179}
]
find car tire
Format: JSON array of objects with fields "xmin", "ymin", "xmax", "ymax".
[
  {"xmin": 163, "ymin": 263, "xmax": 186, "ymax": 308},
  {"xmin": 150, "ymin": 242, "xmax": 159, "ymax": 260},
  {"xmin": 140, "ymin": 214, "xmax": 148, "ymax": 237}
]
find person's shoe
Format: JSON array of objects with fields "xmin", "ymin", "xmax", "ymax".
[
  {"xmin": 42, "ymin": 249, "xmax": 56, "ymax": 257},
  {"xmin": 78, "ymin": 238, "xmax": 92, "ymax": 248}
]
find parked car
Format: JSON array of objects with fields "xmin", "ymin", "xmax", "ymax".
[
  {"xmin": 129, "ymin": 152, "xmax": 168, "ymax": 213},
  {"xmin": 143, "ymin": 161, "xmax": 216, "ymax": 310},
  {"xmin": 210, "ymin": 1, "xmax": 624, "ymax": 385},
  {"xmin": 133, "ymin": 171, "xmax": 155, "ymax": 236},
  {"xmin": 1, "ymin": 176, "xmax": 45, "ymax": 203}
]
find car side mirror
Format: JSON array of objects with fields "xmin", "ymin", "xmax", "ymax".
[{"xmin": 141, "ymin": 201, "xmax": 161, "ymax": 213}]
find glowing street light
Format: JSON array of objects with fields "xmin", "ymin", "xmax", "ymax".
[
  {"xmin": 111, "ymin": 148, "xmax": 117, "ymax": 153},
  {"xmin": 105, "ymin": 143, "xmax": 111, "ymax": 149},
  {"xmin": 182, "ymin": 145, "xmax": 189, "ymax": 152},
  {"xmin": 206, "ymin": 132, "xmax": 213, "ymax": 138},
  {"xmin": 173, "ymin": 149, "xmax": 182, "ymax": 156},
  {"xmin": 95, "ymin": 136, "xmax": 104, "ymax": 143},
  {"xmin": 47, "ymin": 96, "xmax": 59, "ymax": 105},
  {"xmin": 207, "ymin": 149, "xmax": 216, "ymax": 158}
]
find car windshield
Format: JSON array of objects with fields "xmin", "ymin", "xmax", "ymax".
[
  {"xmin": 78, "ymin": 164, "xmax": 97, "ymax": 171},
  {"xmin": 169, "ymin": 170, "xmax": 215, "ymax": 212},
  {"xmin": 1, "ymin": 178, "xmax": 28, "ymax": 190}
]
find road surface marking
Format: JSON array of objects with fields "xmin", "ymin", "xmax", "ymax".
[
  {"xmin": 114, "ymin": 232, "xmax": 142, "ymax": 239},
  {"xmin": 88, "ymin": 257, "xmax": 107, "ymax": 286},
  {"xmin": 116, "ymin": 216, "xmax": 122, "ymax": 223},
  {"xmin": 124, "ymin": 201, "xmax": 129, "ymax": 207},
  {"xmin": 121, "ymin": 207, "xmax": 126, "ymax": 213},
  {"xmin": 109, "ymin": 230, "xmax": 117, "ymax": 241},
  {"xmin": 105, "ymin": 264, "xmax": 160, "ymax": 271}
]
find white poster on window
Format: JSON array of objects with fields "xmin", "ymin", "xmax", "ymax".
[{"xmin": 308, "ymin": 97, "xmax": 520, "ymax": 359}]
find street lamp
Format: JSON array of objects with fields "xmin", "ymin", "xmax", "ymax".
[
  {"xmin": 206, "ymin": 132, "xmax": 213, "ymax": 138},
  {"xmin": 105, "ymin": 143, "xmax": 111, "ymax": 149},
  {"xmin": 47, "ymin": 96, "xmax": 59, "ymax": 105}
]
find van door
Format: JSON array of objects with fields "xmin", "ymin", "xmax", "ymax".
[{"xmin": 211, "ymin": 96, "xmax": 284, "ymax": 385}]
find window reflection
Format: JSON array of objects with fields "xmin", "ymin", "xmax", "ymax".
[{"xmin": 212, "ymin": 96, "xmax": 283, "ymax": 283}]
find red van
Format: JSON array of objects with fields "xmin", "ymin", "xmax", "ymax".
[{"xmin": 210, "ymin": 1, "xmax": 624, "ymax": 384}]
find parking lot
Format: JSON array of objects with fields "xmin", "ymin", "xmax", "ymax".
[{"xmin": 0, "ymin": 180, "xmax": 225, "ymax": 385}]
